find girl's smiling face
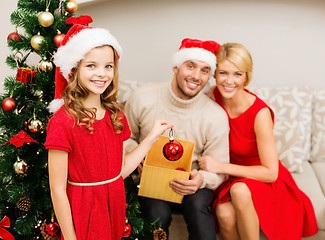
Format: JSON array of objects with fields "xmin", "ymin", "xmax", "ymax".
[{"xmin": 78, "ymin": 45, "xmax": 115, "ymax": 98}]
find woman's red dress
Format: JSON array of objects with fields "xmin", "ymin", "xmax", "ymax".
[{"xmin": 212, "ymin": 88, "xmax": 318, "ymax": 240}]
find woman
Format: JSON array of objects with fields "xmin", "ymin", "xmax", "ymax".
[{"xmin": 198, "ymin": 43, "xmax": 318, "ymax": 240}]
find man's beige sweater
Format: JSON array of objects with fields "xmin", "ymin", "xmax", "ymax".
[{"xmin": 124, "ymin": 81, "xmax": 229, "ymax": 189}]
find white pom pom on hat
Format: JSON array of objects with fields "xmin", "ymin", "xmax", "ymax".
[
  {"xmin": 48, "ymin": 16, "xmax": 122, "ymax": 113},
  {"xmin": 172, "ymin": 38, "xmax": 220, "ymax": 76}
]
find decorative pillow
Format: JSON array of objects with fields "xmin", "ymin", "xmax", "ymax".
[
  {"xmin": 311, "ymin": 89, "xmax": 325, "ymax": 162},
  {"xmin": 248, "ymin": 87, "xmax": 312, "ymax": 173}
]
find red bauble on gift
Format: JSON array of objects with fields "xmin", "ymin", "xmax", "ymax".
[
  {"xmin": 176, "ymin": 168, "xmax": 185, "ymax": 171},
  {"xmin": 45, "ymin": 222, "xmax": 60, "ymax": 236},
  {"xmin": 163, "ymin": 129, "xmax": 184, "ymax": 161}
]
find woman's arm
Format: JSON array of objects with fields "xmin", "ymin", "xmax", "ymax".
[
  {"xmin": 48, "ymin": 149, "xmax": 77, "ymax": 240},
  {"xmin": 199, "ymin": 108, "xmax": 278, "ymax": 183},
  {"xmin": 121, "ymin": 120, "xmax": 173, "ymax": 178}
]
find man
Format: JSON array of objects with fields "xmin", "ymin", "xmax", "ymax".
[{"xmin": 124, "ymin": 38, "xmax": 229, "ymax": 240}]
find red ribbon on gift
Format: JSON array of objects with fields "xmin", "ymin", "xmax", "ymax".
[
  {"xmin": 0, "ymin": 216, "xmax": 14, "ymax": 240},
  {"xmin": 15, "ymin": 52, "xmax": 36, "ymax": 84},
  {"xmin": 2, "ymin": 130, "xmax": 38, "ymax": 148},
  {"xmin": 16, "ymin": 67, "xmax": 37, "ymax": 84}
]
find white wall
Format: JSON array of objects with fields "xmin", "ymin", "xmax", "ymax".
[
  {"xmin": 0, "ymin": 0, "xmax": 20, "ymax": 93},
  {"xmin": 1, "ymin": 0, "xmax": 325, "ymax": 93}
]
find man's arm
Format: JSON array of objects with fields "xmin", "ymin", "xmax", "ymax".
[{"xmin": 199, "ymin": 112, "xmax": 230, "ymax": 190}]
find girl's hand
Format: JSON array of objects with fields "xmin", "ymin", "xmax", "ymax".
[
  {"xmin": 198, "ymin": 155, "xmax": 222, "ymax": 173},
  {"xmin": 146, "ymin": 120, "xmax": 173, "ymax": 144}
]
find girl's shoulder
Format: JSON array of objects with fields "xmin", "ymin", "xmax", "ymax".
[{"xmin": 48, "ymin": 106, "xmax": 75, "ymax": 127}]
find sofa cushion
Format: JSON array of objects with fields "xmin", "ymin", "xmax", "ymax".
[
  {"xmin": 311, "ymin": 162, "xmax": 325, "ymax": 201},
  {"xmin": 293, "ymin": 161, "xmax": 325, "ymax": 230},
  {"xmin": 248, "ymin": 87, "xmax": 312, "ymax": 173},
  {"xmin": 311, "ymin": 89, "xmax": 325, "ymax": 162}
]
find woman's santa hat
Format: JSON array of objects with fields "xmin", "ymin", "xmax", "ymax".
[
  {"xmin": 48, "ymin": 16, "xmax": 122, "ymax": 113},
  {"xmin": 172, "ymin": 38, "xmax": 220, "ymax": 76}
]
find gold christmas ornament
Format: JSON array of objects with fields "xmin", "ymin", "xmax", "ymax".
[
  {"xmin": 38, "ymin": 9, "xmax": 54, "ymax": 27},
  {"xmin": 65, "ymin": 0, "xmax": 78, "ymax": 13},
  {"xmin": 14, "ymin": 158, "xmax": 28, "ymax": 174},
  {"xmin": 38, "ymin": 59, "xmax": 53, "ymax": 72},
  {"xmin": 31, "ymin": 34, "xmax": 45, "ymax": 50},
  {"xmin": 28, "ymin": 119, "xmax": 43, "ymax": 133}
]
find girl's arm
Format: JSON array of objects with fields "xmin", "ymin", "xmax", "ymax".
[
  {"xmin": 48, "ymin": 149, "xmax": 77, "ymax": 240},
  {"xmin": 121, "ymin": 120, "xmax": 173, "ymax": 178},
  {"xmin": 199, "ymin": 108, "xmax": 279, "ymax": 183}
]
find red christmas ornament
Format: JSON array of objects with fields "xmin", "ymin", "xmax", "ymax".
[
  {"xmin": 176, "ymin": 168, "xmax": 185, "ymax": 171},
  {"xmin": 7, "ymin": 31, "xmax": 21, "ymax": 43},
  {"xmin": 45, "ymin": 222, "xmax": 60, "ymax": 236},
  {"xmin": 163, "ymin": 129, "xmax": 184, "ymax": 161},
  {"xmin": 123, "ymin": 222, "xmax": 132, "ymax": 237},
  {"xmin": 53, "ymin": 33, "xmax": 65, "ymax": 47},
  {"xmin": 2, "ymin": 97, "xmax": 16, "ymax": 112}
]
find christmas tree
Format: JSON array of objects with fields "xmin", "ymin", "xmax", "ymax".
[
  {"xmin": 0, "ymin": 0, "xmax": 163, "ymax": 239},
  {"xmin": 0, "ymin": 0, "xmax": 77, "ymax": 239}
]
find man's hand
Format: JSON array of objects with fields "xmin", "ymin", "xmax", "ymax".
[
  {"xmin": 137, "ymin": 159, "xmax": 144, "ymax": 175},
  {"xmin": 169, "ymin": 169, "xmax": 203, "ymax": 195}
]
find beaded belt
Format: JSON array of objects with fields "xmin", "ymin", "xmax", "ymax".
[{"xmin": 67, "ymin": 149, "xmax": 125, "ymax": 187}]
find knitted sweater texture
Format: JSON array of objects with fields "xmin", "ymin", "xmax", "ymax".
[{"xmin": 124, "ymin": 81, "xmax": 230, "ymax": 189}]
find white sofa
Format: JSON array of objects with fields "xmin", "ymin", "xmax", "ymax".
[{"xmin": 118, "ymin": 82, "xmax": 325, "ymax": 240}]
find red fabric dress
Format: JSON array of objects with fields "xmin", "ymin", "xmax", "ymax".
[
  {"xmin": 45, "ymin": 106, "xmax": 131, "ymax": 240},
  {"xmin": 212, "ymin": 88, "xmax": 318, "ymax": 240}
]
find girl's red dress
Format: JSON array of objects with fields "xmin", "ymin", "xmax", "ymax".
[
  {"xmin": 212, "ymin": 88, "xmax": 318, "ymax": 240},
  {"xmin": 45, "ymin": 106, "xmax": 131, "ymax": 240}
]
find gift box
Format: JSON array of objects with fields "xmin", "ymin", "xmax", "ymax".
[
  {"xmin": 138, "ymin": 135, "xmax": 195, "ymax": 203},
  {"xmin": 16, "ymin": 67, "xmax": 37, "ymax": 84}
]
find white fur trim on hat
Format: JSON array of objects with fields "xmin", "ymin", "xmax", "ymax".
[
  {"xmin": 53, "ymin": 28, "xmax": 122, "ymax": 80},
  {"xmin": 48, "ymin": 98, "xmax": 64, "ymax": 113},
  {"xmin": 172, "ymin": 48, "xmax": 216, "ymax": 76}
]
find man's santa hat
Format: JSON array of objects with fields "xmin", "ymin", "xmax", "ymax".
[
  {"xmin": 172, "ymin": 38, "xmax": 220, "ymax": 76},
  {"xmin": 48, "ymin": 16, "xmax": 122, "ymax": 113}
]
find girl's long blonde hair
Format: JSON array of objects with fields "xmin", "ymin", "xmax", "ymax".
[{"xmin": 62, "ymin": 46, "xmax": 124, "ymax": 134}]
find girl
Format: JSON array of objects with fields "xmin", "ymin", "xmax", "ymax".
[
  {"xmin": 45, "ymin": 19, "xmax": 172, "ymax": 240},
  {"xmin": 198, "ymin": 43, "xmax": 318, "ymax": 240}
]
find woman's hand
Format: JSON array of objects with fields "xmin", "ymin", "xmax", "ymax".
[{"xmin": 198, "ymin": 155, "xmax": 223, "ymax": 174}]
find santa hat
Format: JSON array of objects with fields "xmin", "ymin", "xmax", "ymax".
[
  {"xmin": 172, "ymin": 38, "xmax": 220, "ymax": 76},
  {"xmin": 48, "ymin": 16, "xmax": 122, "ymax": 113}
]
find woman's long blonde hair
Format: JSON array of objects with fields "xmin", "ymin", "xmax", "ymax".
[
  {"xmin": 216, "ymin": 43, "xmax": 253, "ymax": 86},
  {"xmin": 63, "ymin": 46, "xmax": 124, "ymax": 134}
]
